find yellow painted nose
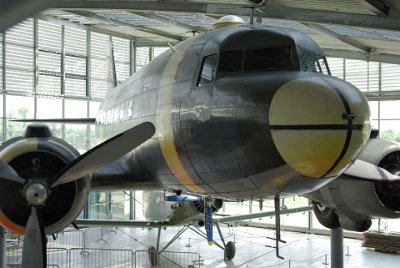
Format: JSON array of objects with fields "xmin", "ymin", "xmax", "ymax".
[{"xmin": 269, "ymin": 76, "xmax": 371, "ymax": 179}]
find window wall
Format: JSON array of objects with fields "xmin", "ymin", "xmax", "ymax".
[
  {"xmin": 2, "ymin": 18, "xmax": 167, "ymax": 221},
  {"xmin": 4, "ymin": 19, "xmax": 400, "ymax": 229}
]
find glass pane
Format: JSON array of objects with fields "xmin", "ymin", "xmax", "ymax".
[
  {"xmin": 65, "ymin": 27, "xmax": 87, "ymax": 56},
  {"xmin": 38, "ymin": 74, "xmax": 61, "ymax": 95},
  {"xmin": 38, "ymin": 20, "xmax": 62, "ymax": 52},
  {"xmin": 65, "ymin": 55, "xmax": 86, "ymax": 76},
  {"xmin": 6, "ymin": 44, "xmax": 34, "ymax": 70},
  {"xmin": 135, "ymin": 191, "xmax": 144, "ymax": 219},
  {"xmin": 65, "ymin": 78, "xmax": 86, "ymax": 97},
  {"xmin": 281, "ymin": 196, "xmax": 309, "ymax": 228},
  {"xmin": 64, "ymin": 124, "xmax": 88, "ymax": 153},
  {"xmin": 381, "ymin": 63, "xmax": 400, "ymax": 91},
  {"xmin": 153, "ymin": 47, "xmax": 168, "ymax": 58},
  {"xmin": 368, "ymin": 61, "xmax": 380, "ymax": 92},
  {"xmin": 379, "ymin": 100, "xmax": 400, "ymax": 119},
  {"xmin": 6, "ymin": 19, "xmax": 33, "ymax": 47},
  {"xmin": 6, "ymin": 69, "xmax": 34, "ymax": 93},
  {"xmin": 219, "ymin": 50, "xmax": 243, "ymax": 72},
  {"xmin": 327, "ymin": 57, "xmax": 343, "ymax": 79},
  {"xmin": 90, "ymin": 101, "xmax": 101, "ymax": 118},
  {"xmin": 245, "ymin": 48, "xmax": 293, "ymax": 71},
  {"xmin": 112, "ymin": 37, "xmax": 130, "ymax": 82},
  {"xmin": 345, "ymin": 59, "xmax": 368, "ymax": 92},
  {"xmin": 379, "ymin": 120, "xmax": 400, "ymax": 142},
  {"xmin": 38, "ymin": 51, "xmax": 61, "ymax": 73},
  {"xmin": 37, "ymin": 98, "xmax": 62, "ymax": 119},
  {"xmin": 369, "ymin": 101, "xmax": 378, "ymax": 120},
  {"xmin": 197, "ymin": 54, "xmax": 217, "ymax": 86},
  {"xmin": 6, "ymin": 95, "xmax": 34, "ymax": 139},
  {"xmin": 65, "ymin": 99, "xmax": 87, "ymax": 118},
  {"xmin": 136, "ymin": 47, "xmax": 150, "ymax": 71}
]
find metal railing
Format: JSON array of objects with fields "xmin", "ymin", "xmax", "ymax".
[
  {"xmin": 69, "ymin": 248, "xmax": 134, "ymax": 268},
  {"xmin": 5, "ymin": 227, "xmax": 204, "ymax": 268},
  {"xmin": 135, "ymin": 250, "xmax": 202, "ymax": 268}
]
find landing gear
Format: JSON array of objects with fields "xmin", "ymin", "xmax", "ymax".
[
  {"xmin": 148, "ymin": 223, "xmax": 236, "ymax": 263},
  {"xmin": 224, "ymin": 241, "xmax": 236, "ymax": 260},
  {"xmin": 311, "ymin": 201, "xmax": 340, "ymax": 229}
]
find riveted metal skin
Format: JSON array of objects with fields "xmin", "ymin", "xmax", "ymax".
[{"xmin": 94, "ymin": 25, "xmax": 370, "ymax": 200}]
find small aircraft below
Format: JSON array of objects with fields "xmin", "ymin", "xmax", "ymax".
[{"xmin": 1, "ymin": 16, "xmax": 400, "ymax": 267}]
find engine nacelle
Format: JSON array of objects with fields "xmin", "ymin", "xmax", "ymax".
[
  {"xmin": 0, "ymin": 125, "xmax": 89, "ymax": 235},
  {"xmin": 307, "ymin": 138, "xmax": 400, "ymax": 232}
]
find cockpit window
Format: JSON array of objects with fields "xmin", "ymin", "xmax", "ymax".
[
  {"xmin": 198, "ymin": 54, "xmax": 218, "ymax": 86},
  {"xmin": 219, "ymin": 51, "xmax": 243, "ymax": 72},
  {"xmin": 298, "ymin": 46, "xmax": 331, "ymax": 75},
  {"xmin": 244, "ymin": 48, "xmax": 293, "ymax": 71}
]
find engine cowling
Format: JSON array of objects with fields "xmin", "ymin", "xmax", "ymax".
[
  {"xmin": 307, "ymin": 137, "xmax": 400, "ymax": 232},
  {"xmin": 0, "ymin": 125, "xmax": 89, "ymax": 235}
]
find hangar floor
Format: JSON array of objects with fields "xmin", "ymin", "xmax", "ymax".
[
  {"xmin": 52, "ymin": 224, "xmax": 400, "ymax": 267},
  {"xmin": 7, "ymin": 224, "xmax": 400, "ymax": 267}
]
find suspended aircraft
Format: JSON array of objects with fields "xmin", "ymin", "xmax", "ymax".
[{"xmin": 1, "ymin": 15, "xmax": 400, "ymax": 267}]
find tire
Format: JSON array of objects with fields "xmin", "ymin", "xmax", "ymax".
[
  {"xmin": 311, "ymin": 201, "xmax": 340, "ymax": 229},
  {"xmin": 224, "ymin": 241, "xmax": 236, "ymax": 260}
]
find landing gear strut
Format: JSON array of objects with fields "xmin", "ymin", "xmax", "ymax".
[{"xmin": 147, "ymin": 222, "xmax": 236, "ymax": 265}]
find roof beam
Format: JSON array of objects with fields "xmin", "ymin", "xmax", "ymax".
[
  {"xmin": 323, "ymin": 48, "xmax": 400, "ymax": 65},
  {"xmin": 304, "ymin": 23, "xmax": 373, "ymax": 53},
  {"xmin": 37, "ymin": 14, "xmax": 153, "ymax": 42},
  {"xmin": 50, "ymin": 2, "xmax": 400, "ymax": 31},
  {"xmin": 3, "ymin": 1, "xmax": 400, "ymax": 32},
  {"xmin": 352, "ymin": 0, "xmax": 390, "ymax": 16},
  {"xmin": 130, "ymin": 11, "xmax": 208, "ymax": 33},
  {"xmin": 67, "ymin": 10, "xmax": 183, "ymax": 41}
]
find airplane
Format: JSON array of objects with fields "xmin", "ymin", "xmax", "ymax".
[{"xmin": 1, "ymin": 15, "xmax": 400, "ymax": 267}]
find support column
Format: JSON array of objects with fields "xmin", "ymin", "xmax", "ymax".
[
  {"xmin": 331, "ymin": 228, "xmax": 343, "ymax": 268},
  {"xmin": 0, "ymin": 226, "xmax": 6, "ymax": 268}
]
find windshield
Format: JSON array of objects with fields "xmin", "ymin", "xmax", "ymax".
[
  {"xmin": 218, "ymin": 47, "xmax": 294, "ymax": 73},
  {"xmin": 244, "ymin": 48, "xmax": 293, "ymax": 71},
  {"xmin": 297, "ymin": 46, "xmax": 331, "ymax": 75}
]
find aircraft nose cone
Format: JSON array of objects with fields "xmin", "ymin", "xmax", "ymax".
[{"xmin": 269, "ymin": 76, "xmax": 371, "ymax": 178}]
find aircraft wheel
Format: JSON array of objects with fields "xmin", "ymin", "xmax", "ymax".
[
  {"xmin": 312, "ymin": 201, "xmax": 340, "ymax": 229},
  {"xmin": 224, "ymin": 241, "xmax": 236, "ymax": 260},
  {"xmin": 148, "ymin": 246, "xmax": 157, "ymax": 266}
]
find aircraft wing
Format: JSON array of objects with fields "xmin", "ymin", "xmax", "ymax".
[
  {"xmin": 75, "ymin": 219, "xmax": 173, "ymax": 228},
  {"xmin": 215, "ymin": 206, "xmax": 311, "ymax": 223}
]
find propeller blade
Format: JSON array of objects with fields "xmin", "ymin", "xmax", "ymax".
[
  {"xmin": 205, "ymin": 198, "xmax": 213, "ymax": 246},
  {"xmin": 344, "ymin": 159, "xmax": 400, "ymax": 182},
  {"xmin": 52, "ymin": 122, "xmax": 155, "ymax": 187},
  {"xmin": 0, "ymin": 160, "xmax": 25, "ymax": 184},
  {"xmin": 22, "ymin": 207, "xmax": 46, "ymax": 268}
]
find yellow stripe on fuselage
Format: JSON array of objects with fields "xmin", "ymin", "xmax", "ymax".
[{"xmin": 156, "ymin": 39, "xmax": 205, "ymax": 193}]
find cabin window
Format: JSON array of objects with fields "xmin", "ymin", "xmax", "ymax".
[
  {"xmin": 198, "ymin": 54, "xmax": 218, "ymax": 86},
  {"xmin": 244, "ymin": 48, "xmax": 292, "ymax": 71},
  {"xmin": 128, "ymin": 99, "xmax": 134, "ymax": 117},
  {"xmin": 219, "ymin": 51, "xmax": 243, "ymax": 72},
  {"xmin": 298, "ymin": 47, "xmax": 331, "ymax": 74}
]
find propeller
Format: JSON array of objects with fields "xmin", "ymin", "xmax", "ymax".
[
  {"xmin": 22, "ymin": 207, "xmax": 46, "ymax": 268},
  {"xmin": 52, "ymin": 121, "xmax": 155, "ymax": 187},
  {"xmin": 0, "ymin": 160, "xmax": 25, "ymax": 184},
  {"xmin": 344, "ymin": 159, "xmax": 400, "ymax": 182},
  {"xmin": 0, "ymin": 121, "xmax": 156, "ymax": 268}
]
